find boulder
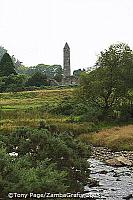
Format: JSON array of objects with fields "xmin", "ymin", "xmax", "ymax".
[
  {"xmin": 117, "ymin": 156, "xmax": 132, "ymax": 166},
  {"xmin": 106, "ymin": 158, "xmax": 122, "ymax": 166},
  {"xmin": 106, "ymin": 156, "xmax": 132, "ymax": 167}
]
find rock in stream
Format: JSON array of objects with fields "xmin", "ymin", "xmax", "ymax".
[{"xmin": 83, "ymin": 147, "xmax": 133, "ymax": 200}]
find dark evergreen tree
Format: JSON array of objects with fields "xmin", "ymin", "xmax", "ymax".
[
  {"xmin": 0, "ymin": 46, "xmax": 7, "ymax": 61},
  {"xmin": 0, "ymin": 53, "xmax": 17, "ymax": 76}
]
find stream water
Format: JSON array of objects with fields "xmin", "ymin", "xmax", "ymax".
[{"xmin": 84, "ymin": 158, "xmax": 133, "ymax": 200}]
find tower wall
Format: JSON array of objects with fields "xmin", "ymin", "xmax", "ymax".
[{"xmin": 63, "ymin": 43, "xmax": 71, "ymax": 77}]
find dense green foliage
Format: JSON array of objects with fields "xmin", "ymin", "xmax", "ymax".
[
  {"xmin": 0, "ymin": 126, "xmax": 90, "ymax": 199},
  {"xmin": 26, "ymin": 71, "xmax": 48, "ymax": 87},
  {"xmin": 0, "ymin": 62, "xmax": 64, "ymax": 92},
  {"xmin": 78, "ymin": 43, "xmax": 133, "ymax": 120},
  {"xmin": 0, "ymin": 53, "xmax": 17, "ymax": 76},
  {"xmin": 0, "ymin": 74, "xmax": 26, "ymax": 92},
  {"xmin": 16, "ymin": 64, "xmax": 63, "ymax": 81},
  {"xmin": 73, "ymin": 68, "xmax": 85, "ymax": 77},
  {"xmin": 0, "ymin": 46, "xmax": 63, "ymax": 91},
  {"xmin": 50, "ymin": 96, "xmax": 101, "ymax": 123},
  {"xmin": 0, "ymin": 46, "xmax": 7, "ymax": 61}
]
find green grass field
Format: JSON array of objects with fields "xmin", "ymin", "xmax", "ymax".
[
  {"xmin": 0, "ymin": 89, "xmax": 94, "ymax": 135},
  {"xmin": 1, "ymin": 88, "xmax": 133, "ymax": 151}
]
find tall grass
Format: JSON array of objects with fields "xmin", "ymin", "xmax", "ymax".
[{"xmin": 79, "ymin": 125, "xmax": 133, "ymax": 151}]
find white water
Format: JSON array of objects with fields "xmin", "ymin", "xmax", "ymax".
[{"xmin": 84, "ymin": 159, "xmax": 133, "ymax": 200}]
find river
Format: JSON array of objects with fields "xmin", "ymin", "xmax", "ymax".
[{"xmin": 84, "ymin": 158, "xmax": 133, "ymax": 200}]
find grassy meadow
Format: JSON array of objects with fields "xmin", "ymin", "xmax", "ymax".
[
  {"xmin": 0, "ymin": 89, "xmax": 71, "ymax": 131},
  {"xmin": 0, "ymin": 88, "xmax": 93, "ymax": 135},
  {"xmin": 0, "ymin": 88, "xmax": 133, "ymax": 151}
]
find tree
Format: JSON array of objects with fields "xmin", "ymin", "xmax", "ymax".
[
  {"xmin": 96, "ymin": 43, "xmax": 133, "ymax": 89},
  {"xmin": 15, "ymin": 65, "xmax": 29, "ymax": 74},
  {"xmin": 79, "ymin": 43, "xmax": 133, "ymax": 118},
  {"xmin": 54, "ymin": 65, "xmax": 63, "ymax": 82},
  {"xmin": 18, "ymin": 64, "xmax": 63, "ymax": 80},
  {"xmin": 73, "ymin": 68, "xmax": 85, "ymax": 77},
  {"xmin": 0, "ymin": 53, "xmax": 17, "ymax": 76},
  {"xmin": 12, "ymin": 55, "xmax": 23, "ymax": 69},
  {"xmin": 26, "ymin": 71, "xmax": 48, "ymax": 87},
  {"xmin": 0, "ymin": 46, "xmax": 7, "ymax": 61}
]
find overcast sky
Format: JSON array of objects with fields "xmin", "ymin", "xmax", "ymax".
[{"xmin": 1, "ymin": 0, "xmax": 133, "ymax": 72}]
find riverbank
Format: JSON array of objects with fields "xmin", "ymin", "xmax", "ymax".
[
  {"xmin": 90, "ymin": 146, "xmax": 133, "ymax": 165},
  {"xmin": 80, "ymin": 125, "xmax": 133, "ymax": 152}
]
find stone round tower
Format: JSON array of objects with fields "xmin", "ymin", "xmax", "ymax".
[{"xmin": 63, "ymin": 42, "xmax": 71, "ymax": 77}]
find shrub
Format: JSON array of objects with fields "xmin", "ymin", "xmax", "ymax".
[
  {"xmin": 118, "ymin": 103, "xmax": 133, "ymax": 122},
  {"xmin": 0, "ymin": 127, "xmax": 91, "ymax": 198},
  {"xmin": 50, "ymin": 97, "xmax": 75, "ymax": 116},
  {"xmin": 49, "ymin": 96, "xmax": 102, "ymax": 122},
  {"xmin": 26, "ymin": 72, "xmax": 49, "ymax": 87}
]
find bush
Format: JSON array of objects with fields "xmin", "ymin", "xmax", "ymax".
[
  {"xmin": 50, "ymin": 97, "xmax": 75, "ymax": 115},
  {"xmin": 26, "ymin": 72, "xmax": 49, "ymax": 87},
  {"xmin": 0, "ymin": 127, "xmax": 91, "ymax": 198},
  {"xmin": 118, "ymin": 103, "xmax": 133, "ymax": 122},
  {"xmin": 49, "ymin": 96, "xmax": 102, "ymax": 122},
  {"xmin": 0, "ymin": 74, "xmax": 27, "ymax": 92}
]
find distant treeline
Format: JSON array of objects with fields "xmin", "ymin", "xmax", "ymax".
[
  {"xmin": 0, "ymin": 46, "xmax": 63, "ymax": 91},
  {"xmin": 0, "ymin": 46, "xmax": 84, "ymax": 92}
]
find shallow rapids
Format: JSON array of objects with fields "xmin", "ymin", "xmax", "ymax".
[{"xmin": 84, "ymin": 159, "xmax": 133, "ymax": 200}]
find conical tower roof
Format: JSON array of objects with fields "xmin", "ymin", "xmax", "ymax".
[{"xmin": 64, "ymin": 42, "xmax": 70, "ymax": 49}]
